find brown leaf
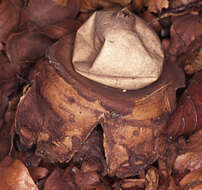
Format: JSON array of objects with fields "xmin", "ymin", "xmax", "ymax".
[
  {"xmin": 80, "ymin": 0, "xmax": 131, "ymax": 12},
  {"xmin": 117, "ymin": 178, "xmax": 145, "ymax": 189},
  {"xmin": 0, "ymin": 52, "xmax": 20, "ymax": 96},
  {"xmin": 0, "ymin": 96, "xmax": 18, "ymax": 161},
  {"xmin": 0, "ymin": 90, "xmax": 8, "ymax": 129},
  {"xmin": 146, "ymin": 0, "xmax": 169, "ymax": 13},
  {"xmin": 6, "ymin": 31, "xmax": 53, "ymax": 66},
  {"xmin": 145, "ymin": 167, "xmax": 159, "ymax": 190},
  {"xmin": 141, "ymin": 11, "xmax": 162, "ymax": 33},
  {"xmin": 130, "ymin": 0, "xmax": 145, "ymax": 12},
  {"xmin": 45, "ymin": 167, "xmax": 76, "ymax": 190},
  {"xmin": 170, "ymin": 0, "xmax": 198, "ymax": 8},
  {"xmin": 24, "ymin": 0, "xmax": 80, "ymax": 27},
  {"xmin": 39, "ymin": 19, "xmax": 82, "ymax": 40},
  {"xmin": 0, "ymin": 0, "xmax": 22, "ymax": 42},
  {"xmin": 179, "ymin": 168, "xmax": 202, "ymax": 189},
  {"xmin": 72, "ymin": 167, "xmax": 101, "ymax": 189},
  {"xmin": 29, "ymin": 167, "xmax": 49, "ymax": 182},
  {"xmin": 167, "ymin": 72, "xmax": 202, "ymax": 138},
  {"xmin": 174, "ymin": 129, "xmax": 202, "ymax": 172},
  {"xmin": 0, "ymin": 157, "xmax": 38, "ymax": 190},
  {"xmin": 169, "ymin": 14, "xmax": 202, "ymax": 56},
  {"xmin": 183, "ymin": 37, "xmax": 202, "ymax": 74}
]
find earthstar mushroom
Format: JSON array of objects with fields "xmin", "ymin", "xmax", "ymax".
[{"xmin": 15, "ymin": 9, "xmax": 184, "ymax": 178}]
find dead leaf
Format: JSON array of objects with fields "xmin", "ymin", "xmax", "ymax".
[
  {"xmin": 80, "ymin": 0, "xmax": 131, "ymax": 12},
  {"xmin": 39, "ymin": 19, "xmax": 82, "ymax": 40},
  {"xmin": 179, "ymin": 168, "xmax": 202, "ymax": 190},
  {"xmin": 169, "ymin": 14, "xmax": 202, "ymax": 56},
  {"xmin": 6, "ymin": 31, "xmax": 53, "ymax": 65},
  {"xmin": 0, "ymin": 157, "xmax": 38, "ymax": 190},
  {"xmin": 29, "ymin": 167, "xmax": 49, "ymax": 182},
  {"xmin": 0, "ymin": 90, "xmax": 8, "ymax": 130},
  {"xmin": 167, "ymin": 72, "xmax": 202, "ymax": 138},
  {"xmin": 24, "ymin": 0, "xmax": 80, "ymax": 27},
  {"xmin": 170, "ymin": 0, "xmax": 198, "ymax": 8},
  {"xmin": 119, "ymin": 178, "xmax": 145, "ymax": 189},
  {"xmin": 145, "ymin": 167, "xmax": 159, "ymax": 190},
  {"xmin": 0, "ymin": 0, "xmax": 22, "ymax": 42},
  {"xmin": 183, "ymin": 36, "xmax": 202, "ymax": 74},
  {"xmin": 174, "ymin": 129, "xmax": 202, "ymax": 172},
  {"xmin": 146, "ymin": 0, "xmax": 169, "ymax": 13},
  {"xmin": 130, "ymin": 0, "xmax": 145, "ymax": 12},
  {"xmin": 44, "ymin": 168, "xmax": 76, "ymax": 190},
  {"xmin": 0, "ymin": 52, "xmax": 20, "ymax": 96},
  {"xmin": 141, "ymin": 11, "xmax": 162, "ymax": 33}
]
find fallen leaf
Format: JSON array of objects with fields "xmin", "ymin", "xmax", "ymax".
[
  {"xmin": 29, "ymin": 167, "xmax": 49, "ymax": 182},
  {"xmin": 118, "ymin": 178, "xmax": 145, "ymax": 189},
  {"xmin": 0, "ymin": 157, "xmax": 38, "ymax": 190},
  {"xmin": 0, "ymin": 52, "xmax": 20, "ymax": 96},
  {"xmin": 179, "ymin": 168, "xmax": 202, "ymax": 190},
  {"xmin": 145, "ymin": 167, "xmax": 159, "ymax": 190},
  {"xmin": 39, "ymin": 19, "xmax": 81, "ymax": 40},
  {"xmin": 170, "ymin": 0, "xmax": 198, "ymax": 8},
  {"xmin": 130, "ymin": 0, "xmax": 145, "ymax": 12},
  {"xmin": 6, "ymin": 31, "xmax": 53, "ymax": 65},
  {"xmin": 23, "ymin": 0, "xmax": 80, "ymax": 27},
  {"xmin": 80, "ymin": 0, "xmax": 131, "ymax": 12},
  {"xmin": 167, "ymin": 72, "xmax": 202, "ymax": 138},
  {"xmin": 169, "ymin": 14, "xmax": 202, "ymax": 56},
  {"xmin": 146, "ymin": 0, "xmax": 169, "ymax": 13},
  {"xmin": 0, "ymin": 90, "xmax": 8, "ymax": 129},
  {"xmin": 183, "ymin": 36, "xmax": 202, "ymax": 74},
  {"xmin": 174, "ymin": 129, "xmax": 202, "ymax": 172},
  {"xmin": 0, "ymin": 0, "xmax": 22, "ymax": 42},
  {"xmin": 44, "ymin": 168, "xmax": 75, "ymax": 190}
]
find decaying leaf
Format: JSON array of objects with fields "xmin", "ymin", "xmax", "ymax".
[
  {"xmin": 80, "ymin": 0, "xmax": 131, "ymax": 13},
  {"xmin": 44, "ymin": 168, "xmax": 74, "ymax": 190},
  {"xmin": 146, "ymin": 0, "xmax": 169, "ymax": 13},
  {"xmin": 29, "ymin": 167, "xmax": 49, "ymax": 182},
  {"xmin": 179, "ymin": 168, "xmax": 202, "ymax": 190},
  {"xmin": 113, "ymin": 178, "xmax": 145, "ymax": 189},
  {"xmin": 170, "ymin": 0, "xmax": 199, "ymax": 8},
  {"xmin": 0, "ymin": 0, "xmax": 22, "ymax": 42},
  {"xmin": 174, "ymin": 129, "xmax": 202, "ymax": 172},
  {"xmin": 23, "ymin": 0, "xmax": 80, "ymax": 27},
  {"xmin": 6, "ymin": 31, "xmax": 53, "ymax": 65},
  {"xmin": 168, "ymin": 13, "xmax": 202, "ymax": 74},
  {"xmin": 0, "ymin": 157, "xmax": 38, "ymax": 190},
  {"xmin": 167, "ymin": 72, "xmax": 202, "ymax": 138},
  {"xmin": 169, "ymin": 14, "xmax": 202, "ymax": 56},
  {"xmin": 183, "ymin": 37, "xmax": 202, "ymax": 74},
  {"xmin": 145, "ymin": 167, "xmax": 159, "ymax": 190},
  {"xmin": 0, "ymin": 90, "xmax": 8, "ymax": 129},
  {"xmin": 130, "ymin": 0, "xmax": 145, "ymax": 12},
  {"xmin": 44, "ymin": 165, "xmax": 109, "ymax": 190},
  {"xmin": 39, "ymin": 19, "xmax": 82, "ymax": 40},
  {"xmin": 0, "ymin": 52, "xmax": 20, "ymax": 96}
]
